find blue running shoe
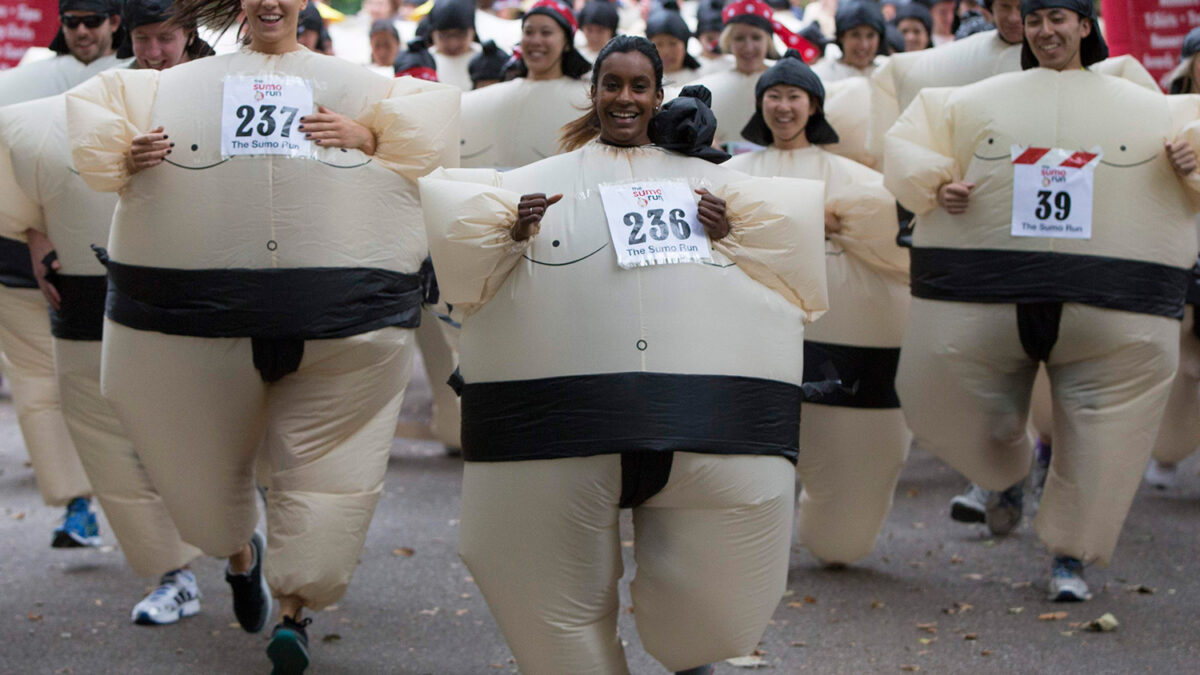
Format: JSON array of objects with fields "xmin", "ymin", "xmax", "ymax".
[
  {"xmin": 1049, "ymin": 556, "xmax": 1091, "ymax": 602},
  {"xmin": 52, "ymin": 497, "xmax": 102, "ymax": 548}
]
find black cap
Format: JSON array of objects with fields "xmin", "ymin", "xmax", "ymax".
[
  {"xmin": 394, "ymin": 38, "xmax": 438, "ymax": 80},
  {"xmin": 835, "ymin": 1, "xmax": 887, "ymax": 39},
  {"xmin": 893, "ymin": 1, "xmax": 932, "ymax": 37},
  {"xmin": 576, "ymin": 1, "xmax": 618, "ymax": 32},
  {"xmin": 429, "ymin": 0, "xmax": 474, "ymax": 32},
  {"xmin": 797, "ymin": 21, "xmax": 829, "ymax": 59},
  {"xmin": 1183, "ymin": 26, "xmax": 1200, "ymax": 61},
  {"xmin": 122, "ymin": 0, "xmax": 173, "ymax": 31},
  {"xmin": 370, "ymin": 18, "xmax": 400, "ymax": 39},
  {"xmin": 741, "ymin": 49, "xmax": 840, "ymax": 146},
  {"xmin": 695, "ymin": 0, "xmax": 724, "ymax": 35},
  {"xmin": 51, "ymin": 0, "xmax": 124, "ymax": 55},
  {"xmin": 59, "ymin": 0, "xmax": 119, "ymax": 14},
  {"xmin": 297, "ymin": 2, "xmax": 323, "ymax": 36},
  {"xmin": 1019, "ymin": 0, "xmax": 1107, "ymax": 69},
  {"xmin": 469, "ymin": 39, "xmax": 509, "ymax": 83}
]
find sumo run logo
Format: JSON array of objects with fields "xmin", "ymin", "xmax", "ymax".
[
  {"xmin": 1041, "ymin": 167, "xmax": 1067, "ymax": 188},
  {"xmin": 253, "ymin": 82, "xmax": 284, "ymax": 102},
  {"xmin": 632, "ymin": 186, "xmax": 665, "ymax": 208}
]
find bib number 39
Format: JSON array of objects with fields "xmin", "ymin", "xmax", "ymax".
[
  {"xmin": 1010, "ymin": 145, "xmax": 1099, "ymax": 240},
  {"xmin": 221, "ymin": 75, "xmax": 315, "ymax": 158},
  {"xmin": 599, "ymin": 181, "xmax": 713, "ymax": 269}
]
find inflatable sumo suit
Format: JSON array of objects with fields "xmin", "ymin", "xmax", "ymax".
[
  {"xmin": 1152, "ymin": 300, "xmax": 1200, "ymax": 466},
  {"xmin": 421, "ymin": 137, "xmax": 827, "ymax": 673},
  {"xmin": 0, "ymin": 95, "xmax": 200, "ymax": 576},
  {"xmin": 883, "ymin": 26, "xmax": 1200, "ymax": 564},
  {"xmin": 66, "ymin": 50, "xmax": 459, "ymax": 608},
  {"xmin": 429, "ymin": 0, "xmax": 481, "ymax": 91},
  {"xmin": 459, "ymin": 0, "xmax": 591, "ymax": 169},
  {"xmin": 0, "ymin": 46, "xmax": 131, "ymax": 507},
  {"xmin": 868, "ymin": 29, "xmax": 1021, "ymax": 164},
  {"xmin": 727, "ymin": 54, "xmax": 910, "ymax": 566}
]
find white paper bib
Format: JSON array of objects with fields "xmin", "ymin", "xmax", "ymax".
[
  {"xmin": 221, "ymin": 74, "xmax": 314, "ymax": 158},
  {"xmin": 599, "ymin": 180, "xmax": 714, "ymax": 269},
  {"xmin": 1010, "ymin": 145, "xmax": 1101, "ymax": 240}
]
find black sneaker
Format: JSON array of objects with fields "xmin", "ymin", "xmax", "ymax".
[
  {"xmin": 267, "ymin": 616, "xmax": 312, "ymax": 674},
  {"xmin": 676, "ymin": 666, "xmax": 714, "ymax": 675},
  {"xmin": 225, "ymin": 531, "xmax": 272, "ymax": 633}
]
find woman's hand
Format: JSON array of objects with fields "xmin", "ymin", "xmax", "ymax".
[
  {"xmin": 936, "ymin": 181, "xmax": 975, "ymax": 215},
  {"xmin": 299, "ymin": 106, "xmax": 377, "ymax": 155},
  {"xmin": 25, "ymin": 228, "xmax": 61, "ymax": 310},
  {"xmin": 513, "ymin": 193, "xmax": 562, "ymax": 241},
  {"xmin": 695, "ymin": 188, "xmax": 730, "ymax": 240},
  {"xmin": 1167, "ymin": 140, "xmax": 1198, "ymax": 176},
  {"xmin": 127, "ymin": 126, "xmax": 172, "ymax": 175}
]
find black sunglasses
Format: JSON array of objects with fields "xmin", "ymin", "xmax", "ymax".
[{"xmin": 62, "ymin": 14, "xmax": 109, "ymax": 29}]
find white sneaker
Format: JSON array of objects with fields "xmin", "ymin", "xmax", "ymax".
[
  {"xmin": 1144, "ymin": 460, "xmax": 1178, "ymax": 490},
  {"xmin": 949, "ymin": 483, "xmax": 989, "ymax": 523},
  {"xmin": 132, "ymin": 569, "xmax": 202, "ymax": 625},
  {"xmin": 1048, "ymin": 556, "xmax": 1091, "ymax": 602}
]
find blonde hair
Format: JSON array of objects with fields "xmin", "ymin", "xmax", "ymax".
[{"xmin": 717, "ymin": 23, "xmax": 781, "ymax": 61}]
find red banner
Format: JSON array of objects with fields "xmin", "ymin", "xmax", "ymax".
[
  {"xmin": 0, "ymin": 0, "xmax": 59, "ymax": 70},
  {"xmin": 1102, "ymin": 0, "xmax": 1200, "ymax": 89}
]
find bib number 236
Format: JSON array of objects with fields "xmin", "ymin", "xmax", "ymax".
[
  {"xmin": 599, "ymin": 181, "xmax": 713, "ymax": 269},
  {"xmin": 221, "ymin": 75, "xmax": 315, "ymax": 158}
]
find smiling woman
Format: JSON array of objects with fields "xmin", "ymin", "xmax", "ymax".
[
  {"xmin": 421, "ymin": 35, "xmax": 829, "ymax": 675},
  {"xmin": 64, "ymin": 0, "xmax": 460, "ymax": 671}
]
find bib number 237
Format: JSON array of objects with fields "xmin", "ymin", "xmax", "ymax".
[
  {"xmin": 599, "ymin": 181, "xmax": 713, "ymax": 269},
  {"xmin": 221, "ymin": 75, "xmax": 315, "ymax": 158}
]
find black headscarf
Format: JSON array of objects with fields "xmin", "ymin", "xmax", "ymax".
[
  {"xmin": 797, "ymin": 22, "xmax": 829, "ymax": 59},
  {"xmin": 834, "ymin": 1, "xmax": 890, "ymax": 55},
  {"xmin": 1019, "ymin": 0, "xmax": 1108, "ymax": 69},
  {"xmin": 741, "ymin": 49, "xmax": 840, "ymax": 147},
  {"xmin": 468, "ymin": 39, "xmax": 510, "ymax": 85},
  {"xmin": 576, "ymin": 1, "xmax": 619, "ymax": 33},
  {"xmin": 893, "ymin": 1, "xmax": 932, "ymax": 40},
  {"xmin": 695, "ymin": 0, "xmax": 724, "ymax": 36},
  {"xmin": 429, "ymin": 0, "xmax": 475, "ymax": 32},
  {"xmin": 49, "ymin": 0, "xmax": 125, "ymax": 56},
  {"xmin": 649, "ymin": 85, "xmax": 729, "ymax": 164},
  {"xmin": 394, "ymin": 38, "xmax": 438, "ymax": 80},
  {"xmin": 121, "ymin": 0, "xmax": 213, "ymax": 62},
  {"xmin": 645, "ymin": 2, "xmax": 700, "ymax": 70}
]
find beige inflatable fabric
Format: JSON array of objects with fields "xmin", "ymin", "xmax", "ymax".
[
  {"xmin": 1152, "ymin": 305, "xmax": 1200, "ymax": 465},
  {"xmin": 727, "ymin": 146, "xmax": 910, "ymax": 564},
  {"xmin": 415, "ymin": 305, "xmax": 461, "ymax": 449},
  {"xmin": 822, "ymin": 76, "xmax": 877, "ymax": 168},
  {"xmin": 0, "ymin": 287, "xmax": 88, "ymax": 505},
  {"xmin": 0, "ymin": 54, "xmax": 132, "ymax": 106},
  {"xmin": 422, "ymin": 142, "xmax": 825, "ymax": 672},
  {"xmin": 868, "ymin": 30, "xmax": 1020, "ymax": 164},
  {"xmin": 811, "ymin": 54, "xmax": 886, "ymax": 84},
  {"xmin": 0, "ymin": 95, "xmax": 199, "ymax": 574},
  {"xmin": 686, "ymin": 68, "xmax": 762, "ymax": 148},
  {"xmin": 67, "ymin": 50, "xmax": 459, "ymax": 608},
  {"xmin": 459, "ymin": 76, "xmax": 590, "ymax": 169},
  {"xmin": 433, "ymin": 45, "xmax": 480, "ymax": 91},
  {"xmin": 459, "ymin": 452, "xmax": 794, "ymax": 675},
  {"xmin": 885, "ymin": 69, "xmax": 1200, "ymax": 564}
]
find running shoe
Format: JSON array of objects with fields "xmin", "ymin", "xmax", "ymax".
[
  {"xmin": 267, "ymin": 616, "xmax": 312, "ymax": 674},
  {"xmin": 675, "ymin": 666, "xmax": 714, "ymax": 675},
  {"xmin": 1048, "ymin": 556, "xmax": 1091, "ymax": 601},
  {"xmin": 949, "ymin": 483, "xmax": 989, "ymax": 524},
  {"xmin": 226, "ymin": 530, "xmax": 272, "ymax": 633},
  {"xmin": 1144, "ymin": 460, "xmax": 1178, "ymax": 490},
  {"xmin": 132, "ymin": 569, "xmax": 201, "ymax": 625},
  {"xmin": 984, "ymin": 481, "xmax": 1025, "ymax": 536},
  {"xmin": 51, "ymin": 497, "xmax": 102, "ymax": 548}
]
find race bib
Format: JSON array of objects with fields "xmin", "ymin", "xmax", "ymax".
[
  {"xmin": 1010, "ymin": 145, "xmax": 1101, "ymax": 240},
  {"xmin": 221, "ymin": 75, "xmax": 314, "ymax": 158},
  {"xmin": 598, "ymin": 180, "xmax": 713, "ymax": 269}
]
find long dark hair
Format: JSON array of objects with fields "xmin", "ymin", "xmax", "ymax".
[{"xmin": 559, "ymin": 35, "xmax": 663, "ymax": 152}]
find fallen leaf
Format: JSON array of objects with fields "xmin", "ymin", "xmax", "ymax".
[
  {"xmin": 1060, "ymin": 631, "xmax": 1075, "ymax": 637},
  {"xmin": 324, "ymin": 605, "xmax": 339, "ymax": 612},
  {"xmin": 418, "ymin": 608, "xmax": 439, "ymax": 617},
  {"xmin": 906, "ymin": 488, "xmax": 919, "ymax": 498},
  {"xmin": 1083, "ymin": 613, "xmax": 1119, "ymax": 632},
  {"xmin": 1038, "ymin": 612, "xmax": 1069, "ymax": 621},
  {"xmin": 322, "ymin": 634, "xmax": 341, "ymax": 643},
  {"xmin": 964, "ymin": 633, "xmax": 978, "ymax": 641},
  {"xmin": 12, "ymin": 511, "xmax": 25, "ymax": 520},
  {"xmin": 782, "ymin": 590, "xmax": 795, "ymax": 597},
  {"xmin": 790, "ymin": 641, "xmax": 806, "ymax": 647},
  {"xmin": 621, "ymin": 540, "xmax": 634, "ymax": 548},
  {"xmin": 27, "ymin": 613, "xmax": 42, "ymax": 622},
  {"xmin": 964, "ymin": 573, "xmax": 984, "ymax": 581},
  {"xmin": 455, "ymin": 609, "xmax": 469, "ymax": 617},
  {"xmin": 900, "ymin": 666, "xmax": 920, "ymax": 672},
  {"xmin": 786, "ymin": 602, "xmax": 805, "ymax": 609},
  {"xmin": 949, "ymin": 555, "xmax": 964, "ymax": 564},
  {"xmin": 916, "ymin": 622, "xmax": 938, "ymax": 634},
  {"xmin": 912, "ymin": 521, "xmax": 926, "ymax": 529},
  {"xmin": 871, "ymin": 600, "xmax": 886, "ymax": 610},
  {"xmin": 1007, "ymin": 607, "xmax": 1024, "ymax": 615},
  {"xmin": 981, "ymin": 649, "xmax": 993, "ymax": 656},
  {"xmin": 982, "ymin": 539, "xmax": 997, "ymax": 548},
  {"xmin": 725, "ymin": 655, "xmax": 766, "ymax": 668},
  {"xmin": 393, "ymin": 548, "xmax": 415, "ymax": 557},
  {"xmin": 918, "ymin": 637, "xmax": 936, "ymax": 645},
  {"xmin": 1125, "ymin": 584, "xmax": 1156, "ymax": 595},
  {"xmin": 804, "ymin": 596, "xmax": 817, "ymax": 604}
]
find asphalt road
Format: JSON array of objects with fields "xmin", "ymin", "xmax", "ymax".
[{"xmin": 1, "ymin": 359, "xmax": 1198, "ymax": 674}]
